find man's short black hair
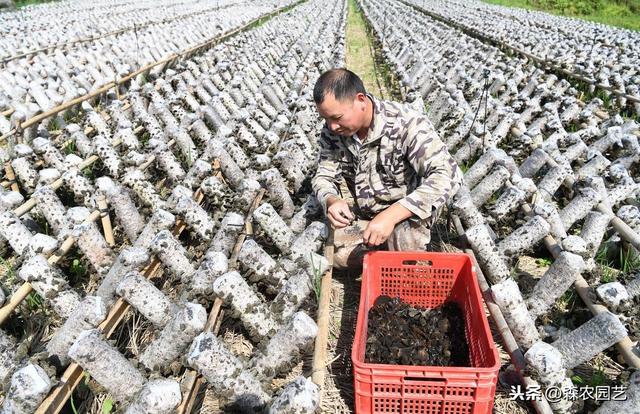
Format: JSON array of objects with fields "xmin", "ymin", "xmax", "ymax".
[{"xmin": 313, "ymin": 68, "xmax": 366, "ymax": 104}]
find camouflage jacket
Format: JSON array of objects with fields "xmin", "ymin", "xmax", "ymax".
[{"xmin": 311, "ymin": 94, "xmax": 463, "ymax": 224}]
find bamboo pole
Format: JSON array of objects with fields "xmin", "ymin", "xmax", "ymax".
[
  {"xmin": 470, "ymin": 164, "xmax": 640, "ymax": 370},
  {"xmin": 12, "ymin": 154, "xmax": 98, "ymax": 218},
  {"xmin": 51, "ymin": 101, "xmax": 135, "ymax": 141},
  {"xmin": 10, "ymin": 134, "xmax": 165, "ymax": 219},
  {"xmin": 23, "ymin": 3, "xmax": 308, "ymax": 411},
  {"xmin": 96, "ymin": 194, "xmax": 115, "ymax": 247},
  {"xmin": 311, "ymin": 228, "xmax": 334, "ymax": 389},
  {"xmin": 8, "ymin": 79, "xmax": 170, "ymax": 222},
  {"xmin": 34, "ymin": 362, "xmax": 85, "ymax": 414},
  {"xmin": 0, "ymin": 283, "xmax": 34, "ymax": 325},
  {"xmin": 4, "ymin": 162, "xmax": 19, "ymax": 192}
]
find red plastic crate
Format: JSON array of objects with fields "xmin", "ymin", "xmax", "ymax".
[{"xmin": 352, "ymin": 251, "xmax": 500, "ymax": 414}]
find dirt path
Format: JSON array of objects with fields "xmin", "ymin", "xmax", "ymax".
[{"xmin": 345, "ymin": 0, "xmax": 387, "ymax": 99}]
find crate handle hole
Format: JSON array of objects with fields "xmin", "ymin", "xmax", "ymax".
[
  {"xmin": 404, "ymin": 376, "xmax": 446, "ymax": 383},
  {"xmin": 402, "ymin": 259, "xmax": 432, "ymax": 266}
]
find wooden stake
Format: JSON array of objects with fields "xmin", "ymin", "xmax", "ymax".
[
  {"xmin": 34, "ymin": 363, "xmax": 84, "ymax": 414},
  {"xmin": 0, "ymin": 283, "xmax": 33, "ymax": 324},
  {"xmin": 4, "ymin": 162, "xmax": 19, "ymax": 192},
  {"xmin": 311, "ymin": 228, "xmax": 335, "ymax": 389},
  {"xmin": 96, "ymin": 194, "xmax": 115, "ymax": 246}
]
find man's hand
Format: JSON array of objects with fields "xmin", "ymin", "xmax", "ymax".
[
  {"xmin": 326, "ymin": 196, "xmax": 354, "ymax": 228},
  {"xmin": 363, "ymin": 203, "xmax": 414, "ymax": 247},
  {"xmin": 362, "ymin": 213, "xmax": 396, "ymax": 246}
]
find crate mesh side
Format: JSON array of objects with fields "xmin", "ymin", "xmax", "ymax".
[
  {"xmin": 460, "ymin": 278, "xmax": 494, "ymax": 369},
  {"xmin": 379, "ymin": 266, "xmax": 456, "ymax": 308}
]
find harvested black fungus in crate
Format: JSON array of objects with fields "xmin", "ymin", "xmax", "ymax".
[{"xmin": 365, "ymin": 295, "xmax": 470, "ymax": 367}]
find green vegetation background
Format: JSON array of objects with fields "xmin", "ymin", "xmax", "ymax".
[
  {"xmin": 483, "ymin": 0, "xmax": 640, "ymax": 30},
  {"xmin": 14, "ymin": 0, "xmax": 56, "ymax": 7}
]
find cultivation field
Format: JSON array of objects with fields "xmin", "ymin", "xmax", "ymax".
[{"xmin": 0, "ymin": 0, "xmax": 638, "ymax": 413}]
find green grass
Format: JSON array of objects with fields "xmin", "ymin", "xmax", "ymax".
[
  {"xmin": 25, "ymin": 292, "xmax": 44, "ymax": 311},
  {"xmin": 595, "ymin": 244, "xmax": 640, "ymax": 283},
  {"xmin": 14, "ymin": 0, "xmax": 58, "ymax": 7},
  {"xmin": 63, "ymin": 108, "xmax": 81, "ymax": 125},
  {"xmin": 48, "ymin": 117, "xmax": 62, "ymax": 132},
  {"xmin": 460, "ymin": 151, "xmax": 481, "ymax": 173},
  {"xmin": 346, "ymin": 0, "xmax": 404, "ymax": 101},
  {"xmin": 572, "ymin": 368, "xmax": 609, "ymax": 387},
  {"xmin": 619, "ymin": 246, "xmax": 640, "ymax": 274},
  {"xmin": 310, "ymin": 254, "xmax": 323, "ymax": 301},
  {"xmin": 565, "ymin": 120, "xmax": 584, "ymax": 133},
  {"xmin": 70, "ymin": 258, "xmax": 87, "ymax": 283},
  {"xmin": 0, "ymin": 257, "xmax": 17, "ymax": 286},
  {"xmin": 64, "ymin": 140, "xmax": 78, "ymax": 156},
  {"xmin": 535, "ymin": 257, "xmax": 553, "ymax": 267},
  {"xmin": 487, "ymin": 191, "xmax": 500, "ymax": 204},
  {"xmin": 346, "ymin": 0, "xmax": 384, "ymax": 97},
  {"xmin": 102, "ymin": 397, "xmax": 114, "ymax": 414},
  {"xmin": 82, "ymin": 167, "xmax": 95, "ymax": 181},
  {"xmin": 70, "ymin": 394, "xmax": 79, "ymax": 414},
  {"xmin": 557, "ymin": 289, "xmax": 578, "ymax": 312},
  {"xmin": 176, "ymin": 146, "xmax": 194, "ymax": 168},
  {"xmin": 243, "ymin": 0, "xmax": 305, "ymax": 31},
  {"xmin": 482, "ymin": 0, "xmax": 640, "ymax": 31},
  {"xmin": 596, "ymin": 244, "xmax": 618, "ymax": 282},
  {"xmin": 139, "ymin": 131, "xmax": 151, "ymax": 147},
  {"xmin": 599, "ymin": 267, "xmax": 617, "ymax": 283}
]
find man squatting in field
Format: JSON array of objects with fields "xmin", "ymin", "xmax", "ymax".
[{"xmin": 311, "ymin": 68, "xmax": 463, "ymax": 268}]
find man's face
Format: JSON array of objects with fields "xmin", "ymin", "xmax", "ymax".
[{"xmin": 316, "ymin": 92, "xmax": 366, "ymax": 136}]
